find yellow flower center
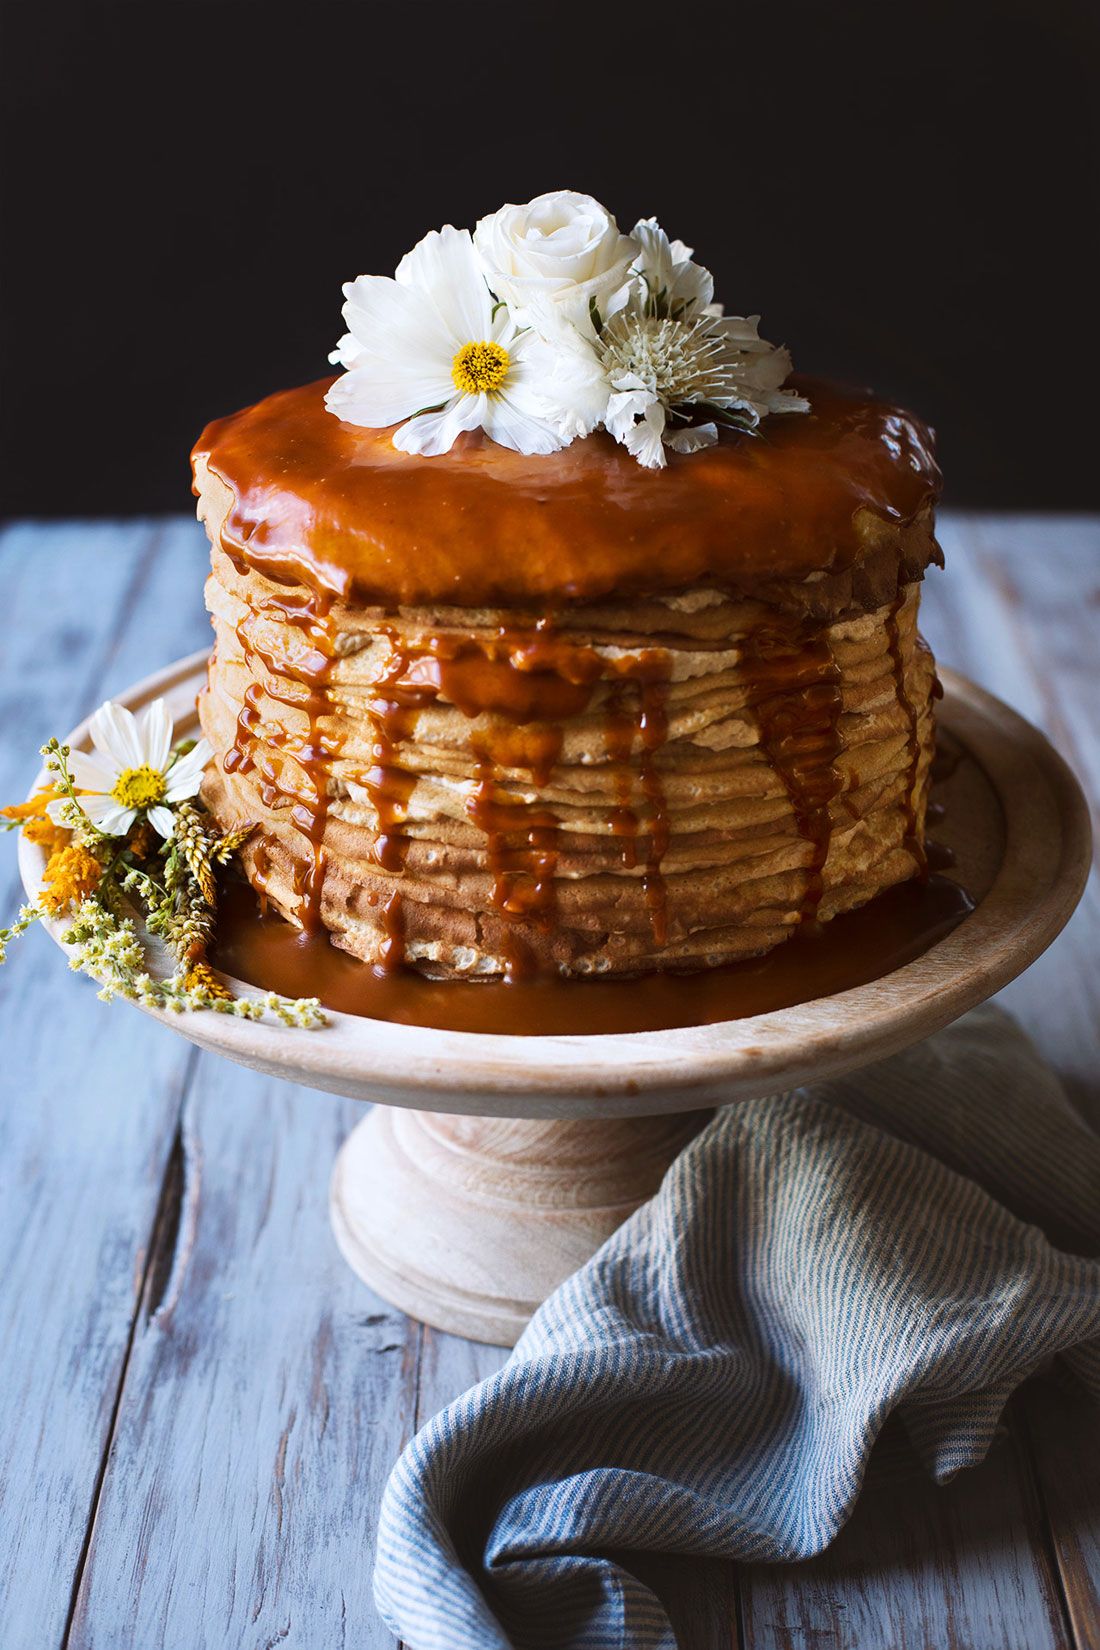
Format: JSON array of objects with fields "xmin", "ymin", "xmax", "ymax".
[
  {"xmin": 111, "ymin": 765, "xmax": 167, "ymax": 810},
  {"xmin": 451, "ymin": 339, "xmax": 510, "ymax": 396}
]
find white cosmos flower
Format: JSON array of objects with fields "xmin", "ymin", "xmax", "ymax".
[
  {"xmin": 326, "ymin": 225, "xmax": 564, "ymax": 457},
  {"xmin": 47, "ymin": 699, "xmax": 212, "ymax": 840},
  {"xmin": 474, "ymin": 191, "xmax": 638, "ymax": 325},
  {"xmin": 529, "ymin": 218, "xmax": 809, "ymax": 468}
]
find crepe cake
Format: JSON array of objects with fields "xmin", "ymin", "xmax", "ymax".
[{"xmin": 192, "ymin": 374, "xmax": 943, "ymax": 980}]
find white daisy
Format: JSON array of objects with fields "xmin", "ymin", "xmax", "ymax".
[
  {"xmin": 326, "ymin": 225, "xmax": 565, "ymax": 457},
  {"xmin": 47, "ymin": 699, "xmax": 212, "ymax": 840}
]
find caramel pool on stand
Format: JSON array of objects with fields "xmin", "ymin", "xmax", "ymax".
[{"xmin": 193, "ymin": 374, "xmax": 945, "ymax": 994}]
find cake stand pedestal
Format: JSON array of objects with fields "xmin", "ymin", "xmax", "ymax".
[
  {"xmin": 22, "ymin": 656, "xmax": 1091, "ymax": 1347},
  {"xmin": 331, "ymin": 1110, "xmax": 710, "ymax": 1344}
]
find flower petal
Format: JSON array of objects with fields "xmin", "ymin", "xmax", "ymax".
[
  {"xmin": 665, "ymin": 422, "xmax": 718, "ymax": 455},
  {"xmin": 89, "ymin": 701, "xmax": 143, "ymax": 770},
  {"xmin": 341, "ymin": 273, "xmax": 455, "ymax": 362},
  {"xmin": 148, "ymin": 805, "xmax": 175, "ymax": 840},
  {"xmin": 326, "ymin": 365, "xmax": 454, "ymax": 431},
  {"xmin": 328, "ymin": 330, "xmax": 363, "ymax": 369},
  {"xmin": 67, "ymin": 750, "xmax": 116, "ymax": 795},
  {"xmin": 393, "ymin": 394, "xmax": 486, "ymax": 457},
  {"xmin": 515, "ymin": 322, "xmax": 609, "ymax": 441},
  {"xmin": 165, "ymin": 738, "xmax": 213, "ymax": 801},
  {"xmin": 481, "ymin": 392, "xmax": 566, "ymax": 456},
  {"xmin": 81, "ymin": 793, "xmax": 135, "ymax": 835},
  {"xmin": 137, "ymin": 699, "xmax": 173, "ymax": 772},
  {"xmin": 325, "ymin": 273, "xmax": 459, "ymax": 428},
  {"xmin": 621, "ymin": 402, "xmax": 669, "ymax": 468},
  {"xmin": 396, "ymin": 226, "xmax": 495, "ymax": 347},
  {"xmin": 630, "ymin": 218, "xmax": 714, "ymax": 317},
  {"xmin": 605, "ymin": 385, "xmax": 653, "ymax": 443}
]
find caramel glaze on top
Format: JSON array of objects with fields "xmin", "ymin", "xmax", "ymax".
[{"xmin": 192, "ymin": 375, "xmax": 942, "ymax": 610}]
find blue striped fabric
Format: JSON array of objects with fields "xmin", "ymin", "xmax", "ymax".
[{"xmin": 374, "ymin": 1006, "xmax": 1100, "ymax": 1650}]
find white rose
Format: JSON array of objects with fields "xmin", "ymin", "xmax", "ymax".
[{"xmin": 474, "ymin": 190, "xmax": 639, "ymax": 323}]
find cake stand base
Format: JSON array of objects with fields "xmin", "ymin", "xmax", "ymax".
[{"xmin": 329, "ymin": 1107, "xmax": 710, "ymax": 1345}]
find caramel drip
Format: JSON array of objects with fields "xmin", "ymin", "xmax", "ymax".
[
  {"xmin": 886, "ymin": 591, "xmax": 928, "ymax": 877},
  {"xmin": 597, "ymin": 664, "xmax": 673, "ymax": 943},
  {"xmin": 251, "ymin": 840, "xmax": 272, "ymax": 913},
  {"xmin": 637, "ymin": 678, "xmax": 671, "ymax": 946},
  {"xmin": 380, "ymin": 890, "xmax": 406, "ymax": 971},
  {"xmin": 351, "ymin": 622, "xmax": 591, "ymax": 977},
  {"xmin": 226, "ymin": 681, "xmax": 263, "ymax": 776},
  {"xmin": 744, "ymin": 618, "xmax": 845, "ymax": 925},
  {"xmin": 603, "ymin": 682, "xmax": 639, "ymax": 870},
  {"xmin": 469, "ymin": 755, "xmax": 557, "ymax": 982},
  {"xmin": 435, "ymin": 627, "xmax": 571, "ymax": 973},
  {"xmin": 365, "ymin": 631, "xmax": 434, "ymax": 874},
  {"xmin": 353, "ymin": 622, "xmax": 676, "ymax": 975}
]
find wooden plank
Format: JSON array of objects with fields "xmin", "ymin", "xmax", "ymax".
[
  {"xmin": 67, "ymin": 1079, "xmax": 411, "ymax": 1650},
  {"xmin": 970, "ymin": 516, "xmax": 1100, "ymax": 856},
  {"xmin": 920, "ymin": 516, "xmax": 1100, "ymax": 1125},
  {"xmin": 739, "ymin": 1421, "xmax": 1071, "ymax": 1650},
  {"xmin": 413, "ymin": 1327, "xmax": 506, "ymax": 1430},
  {"xmin": 967, "ymin": 518, "xmax": 1100, "ymax": 1135},
  {"xmin": 0, "ymin": 520, "xmax": 213, "ymax": 1647},
  {"xmin": 1021, "ymin": 1379, "xmax": 1100, "ymax": 1650}
]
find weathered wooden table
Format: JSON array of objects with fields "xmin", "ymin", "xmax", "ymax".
[{"xmin": 1, "ymin": 515, "xmax": 1097, "ymax": 1650}]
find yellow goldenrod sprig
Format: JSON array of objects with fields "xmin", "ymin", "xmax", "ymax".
[{"xmin": 40, "ymin": 841, "xmax": 103, "ymax": 915}]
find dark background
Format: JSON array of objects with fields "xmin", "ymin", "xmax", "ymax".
[{"xmin": 2, "ymin": 0, "xmax": 1097, "ymax": 517}]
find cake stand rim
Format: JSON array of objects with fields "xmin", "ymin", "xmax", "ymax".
[{"xmin": 18, "ymin": 649, "xmax": 1092, "ymax": 1117}]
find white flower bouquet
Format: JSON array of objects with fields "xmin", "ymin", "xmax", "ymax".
[{"xmin": 326, "ymin": 190, "xmax": 808, "ymax": 469}]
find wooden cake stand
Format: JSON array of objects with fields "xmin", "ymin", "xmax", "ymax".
[{"xmin": 21, "ymin": 654, "xmax": 1092, "ymax": 1345}]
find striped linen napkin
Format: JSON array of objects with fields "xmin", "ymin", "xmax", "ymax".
[{"xmin": 374, "ymin": 1005, "xmax": 1100, "ymax": 1650}]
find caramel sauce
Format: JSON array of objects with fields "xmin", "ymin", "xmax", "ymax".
[
  {"xmin": 212, "ymin": 871, "xmax": 974, "ymax": 1037},
  {"xmin": 741, "ymin": 619, "xmax": 845, "ymax": 924},
  {"xmin": 637, "ymin": 677, "xmax": 672, "ymax": 945},
  {"xmin": 365, "ymin": 629, "xmax": 432, "ymax": 874},
  {"xmin": 379, "ymin": 889, "xmax": 406, "ymax": 971},
  {"xmin": 468, "ymin": 757, "xmax": 558, "ymax": 982},
  {"xmin": 226, "ymin": 681, "xmax": 264, "ymax": 776},
  {"xmin": 193, "ymin": 377, "xmax": 941, "ymax": 609},
  {"xmin": 362, "ymin": 627, "xmax": 675, "ymax": 971}
]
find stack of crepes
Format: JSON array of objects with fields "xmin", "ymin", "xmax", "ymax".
[{"xmin": 193, "ymin": 376, "xmax": 943, "ymax": 980}]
